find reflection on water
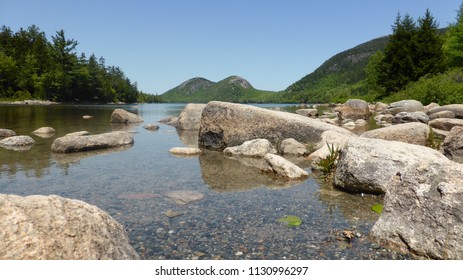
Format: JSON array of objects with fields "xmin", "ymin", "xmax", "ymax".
[
  {"xmin": 200, "ymin": 150, "xmax": 302, "ymax": 191},
  {"xmin": 0, "ymin": 103, "xmax": 409, "ymax": 259}
]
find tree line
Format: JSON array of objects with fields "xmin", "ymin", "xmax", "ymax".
[
  {"xmin": 366, "ymin": 5, "xmax": 463, "ymax": 103},
  {"xmin": 0, "ymin": 25, "xmax": 161, "ymax": 103}
]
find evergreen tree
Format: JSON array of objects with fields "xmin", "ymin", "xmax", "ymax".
[
  {"xmin": 415, "ymin": 9, "xmax": 445, "ymax": 78},
  {"xmin": 377, "ymin": 13, "xmax": 417, "ymax": 94}
]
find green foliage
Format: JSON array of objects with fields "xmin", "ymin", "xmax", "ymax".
[
  {"xmin": 426, "ymin": 128, "xmax": 443, "ymax": 150},
  {"xmin": 387, "ymin": 68, "xmax": 463, "ymax": 105},
  {"xmin": 317, "ymin": 142, "xmax": 340, "ymax": 175},
  {"xmin": 0, "ymin": 25, "xmax": 143, "ymax": 103},
  {"xmin": 371, "ymin": 204, "xmax": 384, "ymax": 214},
  {"xmin": 277, "ymin": 215, "xmax": 302, "ymax": 227},
  {"xmin": 444, "ymin": 3, "xmax": 463, "ymax": 67},
  {"xmin": 161, "ymin": 75, "xmax": 281, "ymax": 103}
]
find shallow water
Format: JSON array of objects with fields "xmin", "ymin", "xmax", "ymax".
[{"xmin": 0, "ymin": 103, "xmax": 411, "ymax": 259}]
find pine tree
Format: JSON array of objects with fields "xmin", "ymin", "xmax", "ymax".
[
  {"xmin": 415, "ymin": 9, "xmax": 445, "ymax": 78},
  {"xmin": 377, "ymin": 13, "xmax": 417, "ymax": 94}
]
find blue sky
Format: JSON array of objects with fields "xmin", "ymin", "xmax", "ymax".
[{"xmin": 1, "ymin": 0, "xmax": 461, "ymax": 94}]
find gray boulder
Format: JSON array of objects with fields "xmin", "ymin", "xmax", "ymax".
[
  {"xmin": 198, "ymin": 101, "xmax": 353, "ymax": 150},
  {"xmin": 336, "ymin": 99, "xmax": 370, "ymax": 120},
  {"xmin": 383, "ymin": 100, "xmax": 423, "ymax": 115},
  {"xmin": 370, "ymin": 161, "xmax": 463, "ymax": 259},
  {"xmin": 0, "ymin": 135, "xmax": 35, "ymax": 147},
  {"xmin": 429, "ymin": 118, "xmax": 463, "ymax": 131},
  {"xmin": 333, "ymin": 137, "xmax": 449, "ymax": 195},
  {"xmin": 279, "ymin": 138, "xmax": 307, "ymax": 156},
  {"xmin": 223, "ymin": 139, "xmax": 276, "ymax": 158},
  {"xmin": 392, "ymin": 111, "xmax": 429, "ymax": 124},
  {"xmin": 443, "ymin": 126, "xmax": 463, "ymax": 162},
  {"xmin": 110, "ymin": 109, "xmax": 143, "ymax": 123},
  {"xmin": 32, "ymin": 127, "xmax": 56, "ymax": 134},
  {"xmin": 263, "ymin": 153, "xmax": 309, "ymax": 179},
  {"xmin": 429, "ymin": 110, "xmax": 455, "ymax": 120},
  {"xmin": 176, "ymin": 103, "xmax": 207, "ymax": 130},
  {"xmin": 0, "ymin": 129, "xmax": 16, "ymax": 138},
  {"xmin": 51, "ymin": 131, "xmax": 133, "ymax": 153},
  {"xmin": 0, "ymin": 194, "xmax": 139, "ymax": 260},
  {"xmin": 360, "ymin": 122, "xmax": 430, "ymax": 146},
  {"xmin": 428, "ymin": 104, "xmax": 463, "ymax": 118}
]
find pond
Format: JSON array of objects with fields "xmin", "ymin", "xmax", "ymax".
[{"xmin": 0, "ymin": 103, "xmax": 411, "ymax": 259}]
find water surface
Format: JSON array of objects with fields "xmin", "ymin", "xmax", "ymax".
[{"xmin": 0, "ymin": 103, "xmax": 410, "ymax": 259}]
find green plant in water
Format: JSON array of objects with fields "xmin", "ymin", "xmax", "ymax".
[
  {"xmin": 277, "ymin": 215, "xmax": 302, "ymax": 227},
  {"xmin": 426, "ymin": 128, "xmax": 442, "ymax": 150},
  {"xmin": 371, "ymin": 204, "xmax": 384, "ymax": 214},
  {"xmin": 317, "ymin": 142, "xmax": 340, "ymax": 175}
]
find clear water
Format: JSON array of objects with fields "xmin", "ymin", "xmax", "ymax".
[{"xmin": 0, "ymin": 103, "xmax": 410, "ymax": 259}]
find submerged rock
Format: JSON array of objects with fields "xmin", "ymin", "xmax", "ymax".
[
  {"xmin": 51, "ymin": 131, "xmax": 133, "ymax": 153},
  {"xmin": 143, "ymin": 124, "xmax": 160, "ymax": 131},
  {"xmin": 166, "ymin": 190, "xmax": 204, "ymax": 205},
  {"xmin": 199, "ymin": 101, "xmax": 352, "ymax": 150},
  {"xmin": 0, "ymin": 194, "xmax": 139, "ymax": 260},
  {"xmin": 110, "ymin": 109, "xmax": 143, "ymax": 123}
]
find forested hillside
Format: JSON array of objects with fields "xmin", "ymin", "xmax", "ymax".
[{"xmin": 0, "ymin": 25, "xmax": 160, "ymax": 103}]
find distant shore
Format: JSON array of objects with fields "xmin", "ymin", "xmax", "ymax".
[{"xmin": 0, "ymin": 100, "xmax": 60, "ymax": 105}]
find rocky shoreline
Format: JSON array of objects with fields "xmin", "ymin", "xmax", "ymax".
[{"xmin": 2, "ymin": 99, "xmax": 463, "ymax": 259}]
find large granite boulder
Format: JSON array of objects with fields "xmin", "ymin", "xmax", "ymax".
[
  {"xmin": 51, "ymin": 131, "xmax": 134, "ymax": 153},
  {"xmin": 0, "ymin": 129, "xmax": 16, "ymax": 138},
  {"xmin": 223, "ymin": 138, "xmax": 276, "ymax": 158},
  {"xmin": 370, "ymin": 160, "xmax": 463, "ymax": 259},
  {"xmin": 176, "ymin": 103, "xmax": 207, "ymax": 130},
  {"xmin": 198, "ymin": 101, "xmax": 353, "ymax": 150},
  {"xmin": 428, "ymin": 104, "xmax": 463, "ymax": 119},
  {"xmin": 110, "ymin": 109, "xmax": 143, "ymax": 123},
  {"xmin": 336, "ymin": 99, "xmax": 370, "ymax": 120},
  {"xmin": 0, "ymin": 194, "xmax": 139, "ymax": 260},
  {"xmin": 333, "ymin": 137, "xmax": 449, "ymax": 195},
  {"xmin": 383, "ymin": 100, "xmax": 423, "ymax": 115},
  {"xmin": 360, "ymin": 122, "xmax": 430, "ymax": 146}
]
